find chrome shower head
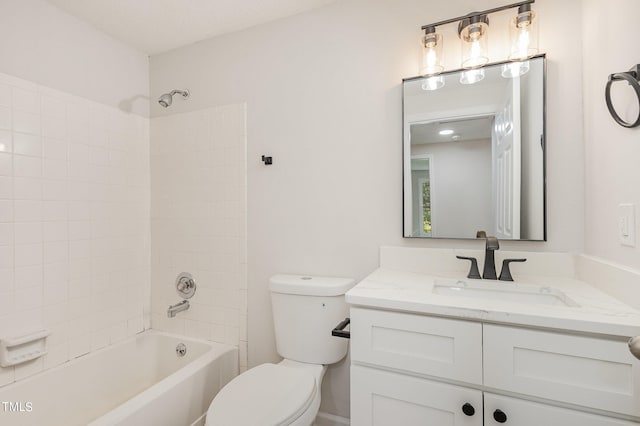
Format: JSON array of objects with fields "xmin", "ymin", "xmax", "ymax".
[{"xmin": 158, "ymin": 89, "xmax": 189, "ymax": 108}]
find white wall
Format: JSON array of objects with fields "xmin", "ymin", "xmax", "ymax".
[
  {"xmin": 412, "ymin": 139, "xmax": 493, "ymax": 238},
  {"xmin": 150, "ymin": 103, "xmax": 248, "ymax": 371},
  {"xmin": 0, "ymin": 0, "xmax": 149, "ymax": 117},
  {"xmin": 150, "ymin": 0, "xmax": 585, "ymax": 418},
  {"xmin": 582, "ymin": 0, "xmax": 640, "ymax": 270}
]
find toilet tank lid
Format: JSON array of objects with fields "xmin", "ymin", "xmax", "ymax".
[{"xmin": 269, "ymin": 274, "xmax": 355, "ymax": 296}]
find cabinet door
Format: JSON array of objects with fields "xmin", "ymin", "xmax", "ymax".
[
  {"xmin": 484, "ymin": 324, "xmax": 640, "ymax": 416},
  {"xmin": 351, "ymin": 365, "xmax": 482, "ymax": 426},
  {"xmin": 350, "ymin": 307, "xmax": 482, "ymax": 384},
  {"xmin": 484, "ymin": 393, "xmax": 640, "ymax": 426}
]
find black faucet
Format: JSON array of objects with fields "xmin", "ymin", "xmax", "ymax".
[{"xmin": 482, "ymin": 236, "xmax": 499, "ymax": 280}]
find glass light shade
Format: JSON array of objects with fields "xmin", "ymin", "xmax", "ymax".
[
  {"xmin": 421, "ymin": 30, "xmax": 443, "ymax": 76},
  {"xmin": 460, "ymin": 68, "xmax": 485, "ymax": 85},
  {"xmin": 459, "ymin": 17, "xmax": 489, "ymax": 69},
  {"xmin": 509, "ymin": 9, "xmax": 538, "ymax": 60},
  {"xmin": 421, "ymin": 75, "xmax": 445, "ymax": 91},
  {"xmin": 502, "ymin": 60, "xmax": 530, "ymax": 78}
]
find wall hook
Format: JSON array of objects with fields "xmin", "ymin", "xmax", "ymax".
[
  {"xmin": 261, "ymin": 155, "xmax": 273, "ymax": 165},
  {"xmin": 605, "ymin": 64, "xmax": 640, "ymax": 128}
]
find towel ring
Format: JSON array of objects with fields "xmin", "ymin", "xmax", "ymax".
[{"xmin": 605, "ymin": 65, "xmax": 640, "ymax": 128}]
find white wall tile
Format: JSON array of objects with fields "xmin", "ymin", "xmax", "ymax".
[
  {"xmin": 0, "ymin": 176, "xmax": 13, "ymax": 198},
  {"xmin": 0, "ymin": 106, "xmax": 11, "ymax": 130},
  {"xmin": 42, "ymin": 180, "xmax": 67, "ymax": 201},
  {"xmin": 0, "ymin": 200, "xmax": 12, "ymax": 222},
  {"xmin": 44, "ymin": 241, "xmax": 68, "ymax": 264},
  {"xmin": 14, "ymin": 200, "xmax": 42, "ymax": 221},
  {"xmin": 43, "ymin": 159, "xmax": 66, "ymax": 179},
  {"xmin": 150, "ymin": 104, "xmax": 247, "ymax": 368},
  {"xmin": 13, "ymin": 133, "xmax": 41, "ymax": 157},
  {"xmin": 0, "ymin": 153, "xmax": 12, "ymax": 176},
  {"xmin": 0, "ymin": 223, "xmax": 13, "ymax": 246},
  {"xmin": 13, "ymin": 177, "xmax": 42, "ymax": 199},
  {"xmin": 13, "ymin": 156, "xmax": 41, "ymax": 177},
  {"xmin": 0, "ymin": 72, "xmax": 150, "ymax": 389},
  {"xmin": 43, "ymin": 222, "xmax": 67, "ymax": 242},
  {"xmin": 12, "ymin": 88, "xmax": 39, "ymax": 114},
  {"xmin": 41, "ymin": 116, "xmax": 66, "ymax": 139},
  {"xmin": 14, "ymin": 222, "xmax": 42, "ymax": 244},
  {"xmin": 41, "ymin": 96, "xmax": 66, "ymax": 119},
  {"xmin": 42, "ymin": 138, "xmax": 66, "ymax": 160},
  {"xmin": 0, "ymin": 84, "xmax": 11, "ymax": 107},
  {"xmin": 0, "ymin": 246, "xmax": 13, "ymax": 269},
  {"xmin": 15, "ymin": 265, "xmax": 43, "ymax": 288},
  {"xmin": 0, "ymin": 130, "xmax": 12, "ymax": 153},
  {"xmin": 13, "ymin": 111, "xmax": 40, "ymax": 135},
  {"xmin": 43, "ymin": 201, "xmax": 67, "ymax": 221},
  {"xmin": 15, "ymin": 285, "xmax": 43, "ymax": 311},
  {"xmin": 14, "ymin": 243, "xmax": 42, "ymax": 267}
]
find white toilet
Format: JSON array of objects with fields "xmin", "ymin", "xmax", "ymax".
[{"xmin": 205, "ymin": 274, "xmax": 355, "ymax": 426}]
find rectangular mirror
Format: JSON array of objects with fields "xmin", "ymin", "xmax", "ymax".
[{"xmin": 403, "ymin": 56, "xmax": 546, "ymax": 240}]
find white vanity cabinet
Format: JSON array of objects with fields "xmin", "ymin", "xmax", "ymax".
[{"xmin": 350, "ymin": 307, "xmax": 640, "ymax": 426}]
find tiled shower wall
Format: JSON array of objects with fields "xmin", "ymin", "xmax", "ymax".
[
  {"xmin": 0, "ymin": 72, "xmax": 150, "ymax": 386},
  {"xmin": 150, "ymin": 104, "xmax": 247, "ymax": 371}
]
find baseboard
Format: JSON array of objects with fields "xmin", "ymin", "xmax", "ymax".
[{"xmin": 314, "ymin": 411, "xmax": 350, "ymax": 426}]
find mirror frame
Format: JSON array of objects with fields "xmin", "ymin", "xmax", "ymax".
[{"xmin": 402, "ymin": 55, "xmax": 547, "ymax": 241}]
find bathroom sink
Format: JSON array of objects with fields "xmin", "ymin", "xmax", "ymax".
[{"xmin": 432, "ymin": 278, "xmax": 580, "ymax": 307}]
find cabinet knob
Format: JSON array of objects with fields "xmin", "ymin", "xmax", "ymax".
[
  {"xmin": 461, "ymin": 402, "xmax": 475, "ymax": 416},
  {"xmin": 629, "ymin": 336, "xmax": 640, "ymax": 360},
  {"xmin": 493, "ymin": 409, "xmax": 508, "ymax": 423}
]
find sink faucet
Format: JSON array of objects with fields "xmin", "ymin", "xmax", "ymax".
[{"xmin": 482, "ymin": 236, "xmax": 499, "ymax": 280}]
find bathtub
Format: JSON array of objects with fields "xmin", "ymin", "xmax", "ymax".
[{"xmin": 0, "ymin": 331, "xmax": 238, "ymax": 426}]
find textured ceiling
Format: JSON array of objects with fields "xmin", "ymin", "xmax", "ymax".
[{"xmin": 45, "ymin": 0, "xmax": 338, "ymax": 55}]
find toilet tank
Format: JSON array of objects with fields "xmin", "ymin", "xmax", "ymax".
[{"xmin": 269, "ymin": 274, "xmax": 355, "ymax": 365}]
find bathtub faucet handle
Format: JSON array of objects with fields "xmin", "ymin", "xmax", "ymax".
[
  {"xmin": 177, "ymin": 278, "xmax": 194, "ymax": 292},
  {"xmin": 175, "ymin": 272, "xmax": 197, "ymax": 299}
]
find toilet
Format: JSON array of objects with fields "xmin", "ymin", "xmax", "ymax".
[{"xmin": 205, "ymin": 274, "xmax": 355, "ymax": 426}]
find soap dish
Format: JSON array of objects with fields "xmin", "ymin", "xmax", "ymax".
[{"xmin": 0, "ymin": 329, "xmax": 51, "ymax": 367}]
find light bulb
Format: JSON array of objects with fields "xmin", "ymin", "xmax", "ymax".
[
  {"xmin": 459, "ymin": 15, "xmax": 489, "ymax": 69},
  {"xmin": 421, "ymin": 27, "xmax": 443, "ymax": 76},
  {"xmin": 509, "ymin": 5, "xmax": 538, "ymax": 61}
]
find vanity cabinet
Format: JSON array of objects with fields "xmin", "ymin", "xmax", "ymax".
[{"xmin": 350, "ymin": 307, "xmax": 640, "ymax": 425}]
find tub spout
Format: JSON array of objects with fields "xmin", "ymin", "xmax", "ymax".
[{"xmin": 167, "ymin": 300, "xmax": 190, "ymax": 318}]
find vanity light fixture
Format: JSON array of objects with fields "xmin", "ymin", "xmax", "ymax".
[
  {"xmin": 421, "ymin": 26, "xmax": 444, "ymax": 76},
  {"xmin": 509, "ymin": 3, "xmax": 538, "ymax": 61},
  {"xmin": 420, "ymin": 0, "xmax": 538, "ymax": 82},
  {"xmin": 420, "ymin": 26, "xmax": 445, "ymax": 90},
  {"xmin": 458, "ymin": 15, "xmax": 490, "ymax": 69},
  {"xmin": 439, "ymin": 129, "xmax": 454, "ymax": 136}
]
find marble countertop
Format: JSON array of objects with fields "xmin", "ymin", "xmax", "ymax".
[{"xmin": 346, "ymin": 267, "xmax": 640, "ymax": 338}]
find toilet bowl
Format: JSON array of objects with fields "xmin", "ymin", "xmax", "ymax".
[
  {"xmin": 206, "ymin": 360, "xmax": 325, "ymax": 426},
  {"xmin": 205, "ymin": 274, "xmax": 354, "ymax": 426}
]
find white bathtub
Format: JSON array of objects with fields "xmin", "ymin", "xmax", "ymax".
[{"xmin": 0, "ymin": 331, "xmax": 238, "ymax": 426}]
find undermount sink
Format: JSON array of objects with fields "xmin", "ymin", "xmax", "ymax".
[{"xmin": 432, "ymin": 278, "xmax": 580, "ymax": 307}]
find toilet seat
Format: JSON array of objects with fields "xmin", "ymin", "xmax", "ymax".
[{"xmin": 206, "ymin": 363, "xmax": 317, "ymax": 426}]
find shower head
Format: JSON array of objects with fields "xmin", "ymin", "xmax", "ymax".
[{"xmin": 158, "ymin": 89, "xmax": 190, "ymax": 108}]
